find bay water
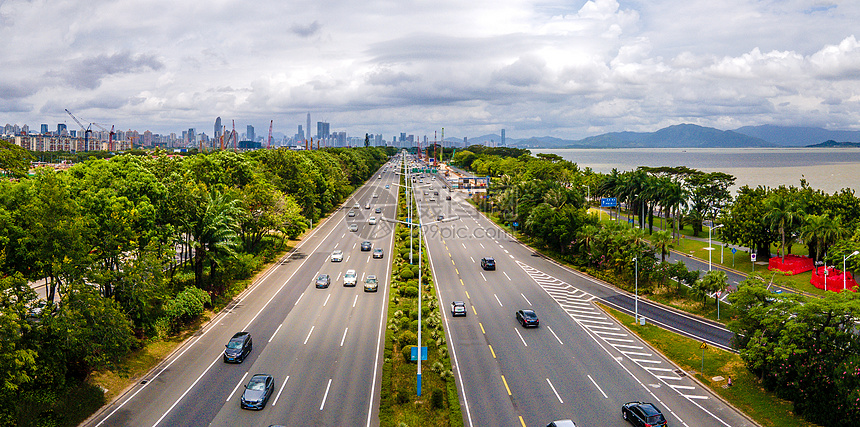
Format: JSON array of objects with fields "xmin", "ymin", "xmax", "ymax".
[{"xmin": 533, "ymin": 147, "xmax": 860, "ymax": 195}]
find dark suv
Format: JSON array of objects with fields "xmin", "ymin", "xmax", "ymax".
[
  {"xmin": 224, "ymin": 332, "xmax": 253, "ymax": 363},
  {"xmin": 481, "ymin": 257, "xmax": 496, "ymax": 270},
  {"xmin": 622, "ymin": 401, "xmax": 667, "ymax": 427}
]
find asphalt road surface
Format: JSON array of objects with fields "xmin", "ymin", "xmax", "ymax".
[
  {"xmin": 85, "ymin": 160, "xmax": 402, "ymax": 427},
  {"xmin": 412, "ymin": 168, "xmax": 752, "ymax": 427}
]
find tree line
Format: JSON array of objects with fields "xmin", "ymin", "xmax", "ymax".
[{"xmin": 0, "ymin": 143, "xmax": 392, "ymax": 426}]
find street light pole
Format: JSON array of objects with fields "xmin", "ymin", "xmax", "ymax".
[
  {"xmin": 633, "ymin": 257, "xmax": 638, "ymax": 322},
  {"xmin": 844, "ymin": 250, "xmax": 859, "ymax": 291},
  {"xmin": 708, "ymin": 224, "xmax": 724, "ymax": 271},
  {"xmin": 417, "ymin": 208, "xmax": 422, "ymax": 397}
]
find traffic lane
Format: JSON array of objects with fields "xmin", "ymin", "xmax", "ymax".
[
  {"xmin": 665, "ymin": 249, "xmax": 748, "ymax": 291},
  {"xmin": 427, "ymin": 236, "xmax": 522, "ymax": 427},
  {"xmin": 208, "ymin": 259, "xmax": 389, "ymax": 426}
]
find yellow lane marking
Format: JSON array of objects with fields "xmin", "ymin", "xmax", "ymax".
[
  {"xmin": 519, "ymin": 416, "xmax": 526, "ymax": 427},
  {"xmin": 501, "ymin": 375, "xmax": 512, "ymax": 395},
  {"xmin": 479, "ymin": 322, "xmax": 485, "ymax": 334},
  {"xmin": 455, "ymin": 268, "xmax": 459, "ymax": 275},
  {"xmin": 465, "ymin": 290, "xmax": 470, "ymax": 299},
  {"xmin": 472, "ymin": 305, "xmax": 477, "ymax": 315},
  {"xmin": 459, "ymin": 278, "xmax": 465, "ymax": 286},
  {"xmin": 452, "ymin": 259, "xmax": 456, "ymax": 266},
  {"xmin": 489, "ymin": 344, "xmax": 496, "ymax": 358}
]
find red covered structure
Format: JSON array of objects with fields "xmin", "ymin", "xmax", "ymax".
[
  {"xmin": 768, "ymin": 254, "xmax": 814, "ymax": 275},
  {"xmin": 811, "ymin": 266, "xmax": 858, "ymax": 292}
]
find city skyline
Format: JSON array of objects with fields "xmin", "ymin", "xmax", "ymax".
[{"xmin": 2, "ymin": 1, "xmax": 860, "ymax": 139}]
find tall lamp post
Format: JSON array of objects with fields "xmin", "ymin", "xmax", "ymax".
[
  {"xmin": 708, "ymin": 224, "xmax": 724, "ymax": 271},
  {"xmin": 633, "ymin": 257, "xmax": 638, "ymax": 322},
  {"xmin": 844, "ymin": 250, "xmax": 860, "ymax": 291}
]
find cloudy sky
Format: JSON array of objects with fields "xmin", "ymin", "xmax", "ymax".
[{"xmin": 2, "ymin": 0, "xmax": 859, "ymax": 140}]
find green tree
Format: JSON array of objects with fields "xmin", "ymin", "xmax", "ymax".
[
  {"xmin": 721, "ymin": 186, "xmax": 777, "ymax": 261},
  {"xmin": 0, "ymin": 139, "xmax": 34, "ymax": 178},
  {"xmin": 691, "ymin": 270, "xmax": 727, "ymax": 306},
  {"xmin": 764, "ymin": 194, "xmax": 805, "ymax": 263},
  {"xmin": 650, "ymin": 229, "xmax": 673, "ymax": 263},
  {"xmin": 188, "ymin": 189, "xmax": 243, "ymax": 291}
]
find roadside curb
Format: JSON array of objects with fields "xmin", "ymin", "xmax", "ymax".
[{"xmin": 595, "ymin": 302, "xmax": 762, "ymax": 427}]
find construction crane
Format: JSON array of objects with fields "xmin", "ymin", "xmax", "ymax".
[
  {"xmin": 64, "ymin": 109, "xmax": 93, "ymax": 151},
  {"xmin": 92, "ymin": 123, "xmax": 115, "ymax": 151},
  {"xmin": 267, "ymin": 120, "xmax": 273, "ymax": 149}
]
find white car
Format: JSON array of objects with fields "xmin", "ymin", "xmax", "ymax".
[
  {"xmin": 343, "ymin": 269, "xmax": 357, "ymax": 287},
  {"xmin": 368, "ymin": 217, "xmax": 377, "ymax": 225},
  {"xmin": 365, "ymin": 203, "xmax": 371, "ymax": 209},
  {"xmin": 331, "ymin": 250, "xmax": 344, "ymax": 262},
  {"xmin": 373, "ymin": 193, "xmax": 378, "ymax": 198}
]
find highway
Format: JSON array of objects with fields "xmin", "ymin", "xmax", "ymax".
[
  {"xmin": 411, "ymin": 164, "xmax": 753, "ymax": 427},
  {"xmin": 85, "ymin": 160, "xmax": 402, "ymax": 427}
]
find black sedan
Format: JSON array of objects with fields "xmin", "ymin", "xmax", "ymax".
[
  {"xmin": 315, "ymin": 274, "xmax": 331, "ymax": 288},
  {"xmin": 361, "ymin": 241, "xmax": 372, "ymax": 251},
  {"xmin": 516, "ymin": 309, "xmax": 539, "ymax": 327},
  {"xmin": 622, "ymin": 401, "xmax": 667, "ymax": 426},
  {"xmin": 241, "ymin": 374, "xmax": 274, "ymax": 410},
  {"xmin": 224, "ymin": 332, "xmax": 253, "ymax": 363},
  {"xmin": 481, "ymin": 257, "xmax": 496, "ymax": 270}
]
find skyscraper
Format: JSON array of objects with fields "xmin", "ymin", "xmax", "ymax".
[
  {"xmin": 40, "ymin": 124, "xmax": 48, "ymax": 134},
  {"xmin": 214, "ymin": 117, "xmax": 222, "ymax": 140},
  {"xmin": 188, "ymin": 128, "xmax": 196, "ymax": 145},
  {"xmin": 317, "ymin": 122, "xmax": 330, "ymax": 139},
  {"xmin": 247, "ymin": 125, "xmax": 255, "ymax": 142},
  {"xmin": 306, "ymin": 113, "xmax": 311, "ymax": 142},
  {"xmin": 501, "ymin": 129, "xmax": 505, "ymax": 146},
  {"xmin": 57, "ymin": 123, "xmax": 67, "ymax": 135}
]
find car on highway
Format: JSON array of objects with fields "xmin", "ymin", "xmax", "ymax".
[
  {"xmin": 429, "ymin": 197, "xmax": 436, "ymax": 201},
  {"xmin": 364, "ymin": 275, "xmax": 379, "ymax": 292},
  {"xmin": 353, "ymin": 202, "xmax": 360, "ymax": 209},
  {"xmin": 451, "ymin": 301, "xmax": 467, "ymax": 316},
  {"xmin": 343, "ymin": 269, "xmax": 357, "ymax": 287},
  {"xmin": 365, "ymin": 203, "xmax": 371, "ymax": 209},
  {"xmin": 331, "ymin": 250, "xmax": 344, "ymax": 262},
  {"xmin": 361, "ymin": 241, "xmax": 372, "ymax": 251},
  {"xmin": 315, "ymin": 274, "xmax": 331, "ymax": 288},
  {"xmin": 446, "ymin": 195, "xmax": 451, "ymax": 200},
  {"xmin": 622, "ymin": 401, "xmax": 667, "ymax": 426},
  {"xmin": 385, "ymin": 184, "xmax": 390, "ymax": 189},
  {"xmin": 348, "ymin": 210, "xmax": 356, "ymax": 217},
  {"xmin": 375, "ymin": 207, "xmax": 382, "ymax": 213},
  {"xmin": 481, "ymin": 257, "xmax": 496, "ymax": 270},
  {"xmin": 516, "ymin": 309, "xmax": 540, "ymax": 327},
  {"xmin": 436, "ymin": 214, "xmax": 444, "ymax": 221},
  {"xmin": 546, "ymin": 421, "xmax": 576, "ymax": 427},
  {"xmin": 224, "ymin": 332, "xmax": 253, "ymax": 363},
  {"xmin": 349, "ymin": 223, "xmax": 358, "ymax": 232},
  {"xmin": 373, "ymin": 248, "xmax": 384, "ymax": 259},
  {"xmin": 373, "ymin": 193, "xmax": 379, "ymax": 198},
  {"xmin": 378, "ymin": 174, "xmax": 382, "ymax": 179},
  {"xmin": 240, "ymin": 374, "xmax": 274, "ymax": 410}
]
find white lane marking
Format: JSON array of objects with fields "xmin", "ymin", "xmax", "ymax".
[
  {"xmin": 546, "ymin": 378, "xmax": 563, "ymax": 403},
  {"xmin": 295, "ymin": 292, "xmax": 304, "ymax": 306},
  {"xmin": 226, "ymin": 372, "xmax": 249, "ymax": 402},
  {"xmin": 504, "ymin": 249, "xmax": 509, "ymax": 254},
  {"xmin": 509, "ymin": 254, "xmax": 515, "ymax": 259},
  {"xmin": 151, "ymin": 354, "xmax": 221, "ymax": 426},
  {"xmin": 320, "ymin": 378, "xmax": 333, "ymax": 410},
  {"xmin": 269, "ymin": 324, "xmax": 283, "ymax": 343},
  {"xmin": 323, "ymin": 294, "xmax": 331, "ymax": 307},
  {"xmin": 463, "ymin": 243, "xmax": 467, "ymax": 249},
  {"xmin": 361, "ymin": 271, "xmax": 365, "ymax": 281},
  {"xmin": 304, "ymin": 326, "xmax": 315, "ymax": 345},
  {"xmin": 587, "ymin": 375, "xmax": 609, "ymax": 398},
  {"xmin": 272, "ymin": 376, "xmax": 289, "ymax": 406},
  {"xmin": 353, "ymin": 295, "xmax": 358, "ymax": 307},
  {"xmin": 367, "ymin": 255, "xmax": 371, "ymax": 263},
  {"xmin": 470, "ymin": 256, "xmax": 475, "ymax": 263},
  {"xmin": 514, "ymin": 328, "xmax": 528, "ymax": 347},
  {"xmin": 521, "ymin": 293, "xmax": 532, "ymax": 305},
  {"xmin": 340, "ymin": 327, "xmax": 349, "ymax": 346},
  {"xmin": 547, "ymin": 326, "xmax": 564, "ymax": 345},
  {"xmin": 352, "ymin": 242, "xmax": 357, "ymax": 249},
  {"xmin": 494, "ymin": 294, "xmax": 503, "ymax": 306},
  {"xmin": 341, "ymin": 233, "xmax": 345, "ymax": 239},
  {"xmin": 504, "ymin": 272, "xmax": 511, "ymax": 281},
  {"xmin": 480, "ymin": 272, "xmax": 487, "ymax": 282},
  {"xmin": 480, "ymin": 243, "xmax": 485, "ymax": 249},
  {"xmin": 346, "ymin": 256, "xmax": 350, "ymax": 262},
  {"xmin": 336, "ymin": 271, "xmax": 341, "ymax": 281}
]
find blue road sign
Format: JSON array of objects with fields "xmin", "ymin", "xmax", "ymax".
[
  {"xmin": 731, "ymin": 248, "xmax": 737, "ymax": 254},
  {"xmin": 512, "ymin": 222, "xmax": 519, "ymax": 227},
  {"xmin": 411, "ymin": 346, "xmax": 428, "ymax": 361},
  {"xmin": 601, "ymin": 197, "xmax": 617, "ymax": 207}
]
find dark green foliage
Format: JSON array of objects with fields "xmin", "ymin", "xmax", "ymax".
[
  {"xmin": 430, "ymin": 389, "xmax": 444, "ymax": 409},
  {"xmin": 396, "ymin": 389, "xmax": 411, "ymax": 405}
]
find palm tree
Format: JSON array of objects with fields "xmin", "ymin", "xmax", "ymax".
[
  {"xmin": 189, "ymin": 189, "xmax": 243, "ymax": 291},
  {"xmin": 764, "ymin": 196, "xmax": 803, "ymax": 263},
  {"xmin": 651, "ymin": 230, "xmax": 673, "ymax": 263},
  {"xmin": 800, "ymin": 213, "xmax": 847, "ymax": 263}
]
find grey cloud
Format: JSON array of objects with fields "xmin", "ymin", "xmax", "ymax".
[
  {"xmin": 48, "ymin": 52, "xmax": 164, "ymax": 90},
  {"xmin": 290, "ymin": 21, "xmax": 321, "ymax": 38},
  {"xmin": 0, "ymin": 99, "xmax": 33, "ymax": 113},
  {"xmin": 366, "ymin": 69, "xmax": 418, "ymax": 86},
  {"xmin": 492, "ymin": 56, "xmax": 546, "ymax": 87},
  {"xmin": 0, "ymin": 81, "xmax": 41, "ymax": 100}
]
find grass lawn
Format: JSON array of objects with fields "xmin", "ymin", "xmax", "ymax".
[{"xmin": 598, "ymin": 303, "xmax": 820, "ymax": 427}]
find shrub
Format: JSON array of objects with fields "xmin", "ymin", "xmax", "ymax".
[
  {"xmin": 401, "ymin": 345, "xmax": 415, "ymax": 362},
  {"xmin": 401, "ymin": 286, "xmax": 418, "ymax": 298},
  {"xmin": 431, "ymin": 389, "xmax": 444, "ymax": 409},
  {"xmin": 396, "ymin": 390, "xmax": 410, "ymax": 405},
  {"xmin": 397, "ymin": 330, "xmax": 417, "ymax": 348},
  {"xmin": 400, "ymin": 267, "xmax": 414, "ymax": 280}
]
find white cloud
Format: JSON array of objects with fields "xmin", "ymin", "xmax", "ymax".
[{"xmin": 1, "ymin": 0, "xmax": 860, "ymax": 139}]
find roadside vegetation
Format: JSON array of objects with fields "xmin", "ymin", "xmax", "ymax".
[
  {"xmin": 445, "ymin": 144, "xmax": 860, "ymax": 425},
  {"xmin": 0, "ymin": 142, "xmax": 393, "ymax": 426},
  {"xmin": 379, "ymin": 168, "xmax": 463, "ymax": 427}
]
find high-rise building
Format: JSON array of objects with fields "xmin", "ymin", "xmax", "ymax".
[
  {"xmin": 306, "ymin": 113, "xmax": 311, "ymax": 142},
  {"xmin": 188, "ymin": 128, "xmax": 196, "ymax": 145},
  {"xmin": 40, "ymin": 124, "xmax": 48, "ymax": 134},
  {"xmin": 214, "ymin": 117, "xmax": 222, "ymax": 140},
  {"xmin": 296, "ymin": 125, "xmax": 304, "ymax": 142},
  {"xmin": 501, "ymin": 129, "xmax": 505, "ymax": 146},
  {"xmin": 247, "ymin": 125, "xmax": 255, "ymax": 142},
  {"xmin": 317, "ymin": 122, "xmax": 330, "ymax": 139},
  {"xmin": 57, "ymin": 123, "xmax": 67, "ymax": 135}
]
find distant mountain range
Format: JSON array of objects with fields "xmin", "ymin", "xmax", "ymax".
[{"xmin": 459, "ymin": 124, "xmax": 860, "ymax": 149}]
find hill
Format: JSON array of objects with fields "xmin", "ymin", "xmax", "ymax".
[{"xmin": 733, "ymin": 125, "xmax": 860, "ymax": 147}]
